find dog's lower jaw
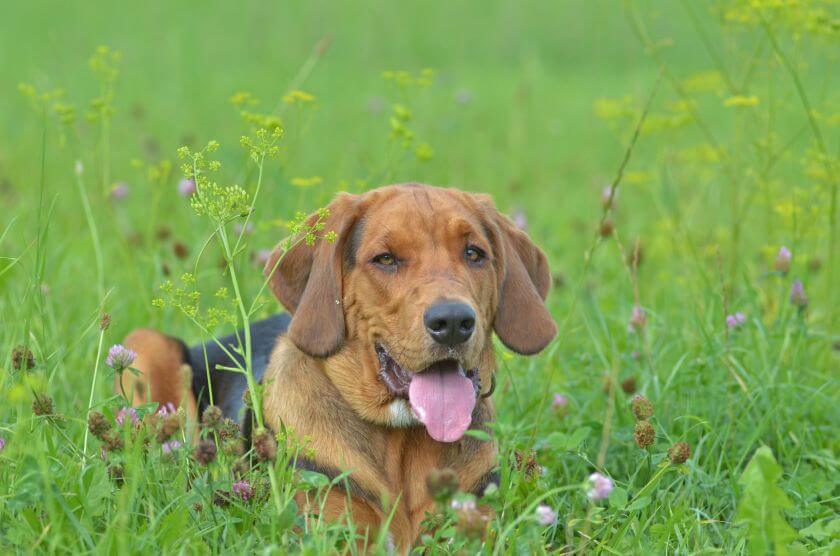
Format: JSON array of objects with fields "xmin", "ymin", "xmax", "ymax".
[{"xmin": 388, "ymin": 399, "xmax": 420, "ymax": 428}]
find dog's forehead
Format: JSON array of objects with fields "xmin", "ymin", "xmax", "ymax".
[{"xmin": 361, "ymin": 185, "xmax": 478, "ymax": 228}]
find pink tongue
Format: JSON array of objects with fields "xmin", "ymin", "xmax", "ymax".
[{"xmin": 409, "ymin": 361, "xmax": 476, "ymax": 443}]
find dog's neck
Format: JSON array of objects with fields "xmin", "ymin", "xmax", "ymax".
[
  {"xmin": 263, "ymin": 337, "xmax": 497, "ymax": 475},
  {"xmin": 262, "ymin": 337, "xmax": 498, "ymax": 547}
]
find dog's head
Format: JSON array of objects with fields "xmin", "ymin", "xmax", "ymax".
[{"xmin": 266, "ymin": 184, "xmax": 556, "ymax": 441}]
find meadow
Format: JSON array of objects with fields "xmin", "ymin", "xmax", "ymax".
[{"xmin": 1, "ymin": 0, "xmax": 838, "ymax": 553}]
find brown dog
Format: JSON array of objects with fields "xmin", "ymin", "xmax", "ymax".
[{"xmin": 122, "ymin": 183, "xmax": 556, "ymax": 551}]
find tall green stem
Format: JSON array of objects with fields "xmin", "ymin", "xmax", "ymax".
[{"xmin": 82, "ymin": 328, "xmax": 106, "ymax": 458}]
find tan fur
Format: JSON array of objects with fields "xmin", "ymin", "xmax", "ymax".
[
  {"xmin": 121, "ymin": 329, "xmax": 197, "ymax": 422},
  {"xmin": 262, "ymin": 339, "xmax": 497, "ymax": 550}
]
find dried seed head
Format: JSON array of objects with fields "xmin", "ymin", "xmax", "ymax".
[
  {"xmin": 201, "ymin": 405, "xmax": 223, "ymax": 430},
  {"xmin": 12, "ymin": 345, "xmax": 35, "ymax": 371},
  {"xmin": 156, "ymin": 413, "xmax": 181, "ymax": 443},
  {"xmin": 252, "ymin": 429, "xmax": 277, "ymax": 462},
  {"xmin": 88, "ymin": 411, "xmax": 112, "ymax": 439},
  {"xmin": 231, "ymin": 458, "xmax": 250, "ymax": 478},
  {"xmin": 774, "ymin": 246, "xmax": 792, "ymax": 273},
  {"xmin": 621, "ymin": 376, "xmax": 637, "ymax": 394},
  {"xmin": 222, "ymin": 438, "xmax": 246, "ymax": 457},
  {"xmin": 99, "ymin": 313, "xmax": 112, "ymax": 331},
  {"xmin": 193, "ymin": 439, "xmax": 217, "ymax": 466},
  {"xmin": 104, "ymin": 432, "xmax": 125, "ymax": 452},
  {"xmin": 219, "ymin": 418, "xmax": 241, "ymax": 441},
  {"xmin": 633, "ymin": 420, "xmax": 655, "ymax": 448},
  {"xmin": 513, "ymin": 449, "xmax": 541, "ymax": 481},
  {"xmin": 668, "ymin": 442, "xmax": 691, "ymax": 464},
  {"xmin": 173, "ymin": 241, "xmax": 189, "ymax": 260},
  {"xmin": 156, "ymin": 226, "xmax": 172, "ymax": 241},
  {"xmin": 107, "ymin": 464, "xmax": 124, "ymax": 484},
  {"xmin": 627, "ymin": 241, "xmax": 644, "ymax": 268},
  {"xmin": 212, "ymin": 489, "xmax": 230, "ymax": 508},
  {"xmin": 454, "ymin": 504, "xmax": 488, "ymax": 539},
  {"xmin": 631, "ymin": 395, "xmax": 654, "ymax": 421},
  {"xmin": 32, "ymin": 394, "xmax": 54, "ymax": 416},
  {"xmin": 599, "ymin": 217, "xmax": 614, "ymax": 237},
  {"xmin": 629, "ymin": 305, "xmax": 647, "ymax": 331},
  {"xmin": 426, "ymin": 467, "xmax": 459, "ymax": 501}
]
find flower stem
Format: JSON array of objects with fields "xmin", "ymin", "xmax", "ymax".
[{"xmin": 82, "ymin": 328, "xmax": 106, "ymax": 458}]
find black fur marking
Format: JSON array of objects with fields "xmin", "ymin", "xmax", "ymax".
[
  {"xmin": 471, "ymin": 469, "xmax": 500, "ymax": 497},
  {"xmin": 188, "ymin": 313, "xmax": 290, "ymax": 420},
  {"xmin": 242, "ymin": 407, "xmax": 255, "ymax": 446}
]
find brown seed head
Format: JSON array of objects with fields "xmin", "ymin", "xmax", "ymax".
[
  {"xmin": 12, "ymin": 345, "xmax": 35, "ymax": 371},
  {"xmin": 99, "ymin": 313, "xmax": 112, "ymax": 331},
  {"xmin": 88, "ymin": 411, "xmax": 112, "ymax": 439},
  {"xmin": 201, "ymin": 405, "xmax": 223, "ymax": 430},
  {"xmin": 219, "ymin": 418, "xmax": 241, "ymax": 441},
  {"xmin": 156, "ymin": 414, "xmax": 181, "ymax": 443},
  {"xmin": 32, "ymin": 394, "xmax": 54, "ymax": 416},
  {"xmin": 631, "ymin": 395, "xmax": 654, "ymax": 421},
  {"xmin": 173, "ymin": 242, "xmax": 189, "ymax": 260},
  {"xmin": 253, "ymin": 429, "xmax": 277, "ymax": 462},
  {"xmin": 104, "ymin": 432, "xmax": 125, "ymax": 452},
  {"xmin": 668, "ymin": 442, "xmax": 691, "ymax": 464},
  {"xmin": 633, "ymin": 420, "xmax": 655, "ymax": 448},
  {"xmin": 193, "ymin": 439, "xmax": 217, "ymax": 466},
  {"xmin": 599, "ymin": 218, "xmax": 615, "ymax": 237},
  {"xmin": 513, "ymin": 449, "xmax": 541, "ymax": 481}
]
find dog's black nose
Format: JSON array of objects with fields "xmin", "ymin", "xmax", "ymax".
[{"xmin": 424, "ymin": 301, "xmax": 476, "ymax": 346}]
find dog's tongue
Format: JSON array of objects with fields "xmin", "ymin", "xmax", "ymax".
[{"xmin": 409, "ymin": 361, "xmax": 476, "ymax": 443}]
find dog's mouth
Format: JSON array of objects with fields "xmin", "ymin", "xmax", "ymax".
[{"xmin": 376, "ymin": 343, "xmax": 480, "ymax": 443}]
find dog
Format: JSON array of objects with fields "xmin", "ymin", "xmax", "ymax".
[{"xmin": 121, "ymin": 183, "xmax": 557, "ymax": 551}]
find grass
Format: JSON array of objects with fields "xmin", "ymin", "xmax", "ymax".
[{"xmin": 1, "ymin": 0, "xmax": 838, "ymax": 553}]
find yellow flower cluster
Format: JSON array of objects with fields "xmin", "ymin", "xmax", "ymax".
[
  {"xmin": 282, "ymin": 90, "xmax": 316, "ymax": 105},
  {"xmin": 290, "ymin": 176, "xmax": 323, "ymax": 188}
]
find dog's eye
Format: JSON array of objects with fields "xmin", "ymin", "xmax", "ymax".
[
  {"xmin": 464, "ymin": 245, "xmax": 486, "ymax": 265},
  {"xmin": 371, "ymin": 252, "xmax": 398, "ymax": 268}
]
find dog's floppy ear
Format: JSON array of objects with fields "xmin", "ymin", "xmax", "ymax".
[
  {"xmin": 264, "ymin": 193, "xmax": 359, "ymax": 357},
  {"xmin": 477, "ymin": 197, "xmax": 556, "ymax": 355}
]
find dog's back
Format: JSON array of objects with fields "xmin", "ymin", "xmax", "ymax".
[
  {"xmin": 123, "ymin": 314, "xmax": 290, "ymax": 427},
  {"xmin": 188, "ymin": 314, "xmax": 290, "ymax": 421}
]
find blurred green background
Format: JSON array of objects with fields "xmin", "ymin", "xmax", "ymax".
[{"xmin": 1, "ymin": 0, "xmax": 837, "ymax": 552}]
